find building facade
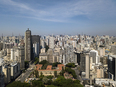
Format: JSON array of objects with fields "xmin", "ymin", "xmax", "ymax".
[{"xmin": 25, "ymin": 28, "xmax": 32, "ymax": 61}]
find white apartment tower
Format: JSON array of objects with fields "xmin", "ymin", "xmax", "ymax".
[{"xmin": 49, "ymin": 36, "xmax": 55, "ymax": 49}]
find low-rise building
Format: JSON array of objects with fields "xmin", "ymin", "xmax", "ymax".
[{"xmin": 36, "ymin": 64, "xmax": 65, "ymax": 76}]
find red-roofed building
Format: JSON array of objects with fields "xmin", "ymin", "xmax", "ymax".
[
  {"xmin": 36, "ymin": 64, "xmax": 42, "ymax": 70},
  {"xmin": 36, "ymin": 64, "xmax": 65, "ymax": 76}
]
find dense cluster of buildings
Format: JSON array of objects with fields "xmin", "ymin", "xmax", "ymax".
[
  {"xmin": 0, "ymin": 29, "xmax": 116, "ymax": 87},
  {"xmin": 0, "ymin": 29, "xmax": 40, "ymax": 86},
  {"xmin": 39, "ymin": 34, "xmax": 116, "ymax": 86}
]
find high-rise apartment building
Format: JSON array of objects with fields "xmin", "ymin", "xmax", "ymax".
[
  {"xmin": 32, "ymin": 35, "xmax": 40, "ymax": 59},
  {"xmin": 25, "ymin": 28, "xmax": 31, "ymax": 61},
  {"xmin": 90, "ymin": 50, "xmax": 99, "ymax": 64},
  {"xmin": 49, "ymin": 36, "xmax": 55, "ymax": 49}
]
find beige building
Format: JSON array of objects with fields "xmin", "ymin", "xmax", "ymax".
[
  {"xmin": 97, "ymin": 68, "xmax": 104, "ymax": 78},
  {"xmin": 2, "ymin": 62, "xmax": 20, "ymax": 84},
  {"xmin": 98, "ymin": 47, "xmax": 105, "ymax": 57},
  {"xmin": 39, "ymin": 49, "xmax": 60, "ymax": 63},
  {"xmin": 17, "ymin": 46, "xmax": 25, "ymax": 70},
  {"xmin": 10, "ymin": 62, "xmax": 20, "ymax": 79},
  {"xmin": 39, "ymin": 53, "xmax": 48, "ymax": 62},
  {"xmin": 36, "ymin": 64, "xmax": 64, "ymax": 76},
  {"xmin": 3, "ymin": 65, "xmax": 11, "ymax": 84},
  {"xmin": 41, "ymin": 48, "xmax": 46, "ymax": 53}
]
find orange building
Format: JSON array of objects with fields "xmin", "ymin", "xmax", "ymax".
[{"xmin": 36, "ymin": 64, "xmax": 65, "ymax": 76}]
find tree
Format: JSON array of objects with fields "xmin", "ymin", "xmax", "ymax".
[
  {"xmin": 47, "ymin": 85, "xmax": 58, "ymax": 87},
  {"xmin": 66, "ymin": 63, "xmax": 76, "ymax": 68},
  {"xmin": 53, "ymin": 76, "xmax": 65, "ymax": 86},
  {"xmin": 42, "ymin": 77, "xmax": 48, "ymax": 84},
  {"xmin": 34, "ymin": 57, "xmax": 39, "ymax": 64},
  {"xmin": 6, "ymin": 81, "xmax": 31, "ymax": 87},
  {"xmin": 39, "ymin": 60, "xmax": 49, "ymax": 65},
  {"xmin": 60, "ymin": 67, "xmax": 65, "ymax": 76},
  {"xmin": 46, "ymin": 80, "xmax": 53, "ymax": 85},
  {"xmin": 25, "ymin": 61, "xmax": 29, "ymax": 69},
  {"xmin": 52, "ymin": 62, "xmax": 61, "ymax": 67},
  {"xmin": 73, "ymin": 80, "xmax": 80, "ymax": 84},
  {"xmin": 46, "ymin": 75, "xmax": 53, "ymax": 79},
  {"xmin": 34, "ymin": 70, "xmax": 39, "ymax": 78},
  {"xmin": 31, "ymin": 80, "xmax": 45, "ymax": 87},
  {"xmin": 54, "ymin": 71, "xmax": 57, "ymax": 77},
  {"xmin": 45, "ymin": 45, "xmax": 49, "ymax": 52},
  {"xmin": 65, "ymin": 67, "xmax": 77, "ymax": 79}
]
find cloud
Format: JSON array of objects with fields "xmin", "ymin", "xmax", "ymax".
[{"xmin": 0, "ymin": 0, "xmax": 116, "ymax": 22}]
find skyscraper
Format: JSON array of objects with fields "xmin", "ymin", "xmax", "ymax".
[
  {"xmin": 49, "ymin": 36, "xmax": 55, "ymax": 49},
  {"xmin": 25, "ymin": 28, "xmax": 31, "ymax": 61}
]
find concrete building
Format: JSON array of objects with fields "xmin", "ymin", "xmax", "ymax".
[
  {"xmin": 0, "ymin": 58, "xmax": 4, "ymax": 87},
  {"xmin": 39, "ymin": 53, "xmax": 48, "ymax": 62},
  {"xmin": 40, "ymin": 39, "xmax": 45, "ymax": 48},
  {"xmin": 49, "ymin": 36, "xmax": 55, "ymax": 49},
  {"xmin": 98, "ymin": 47, "xmax": 105, "ymax": 57},
  {"xmin": 41, "ymin": 48, "xmax": 46, "ymax": 53},
  {"xmin": 111, "ymin": 45, "xmax": 116, "ymax": 55},
  {"xmin": 97, "ymin": 68, "xmax": 104, "ymax": 78},
  {"xmin": 108, "ymin": 55, "xmax": 116, "ymax": 81},
  {"xmin": 3, "ymin": 64, "xmax": 11, "ymax": 84},
  {"xmin": 65, "ymin": 45, "xmax": 77, "ymax": 65},
  {"xmin": 9, "ymin": 47, "xmax": 25, "ymax": 70},
  {"xmin": 32, "ymin": 35, "xmax": 40, "ymax": 59},
  {"xmin": 80, "ymin": 51, "xmax": 90, "ymax": 79},
  {"xmin": 90, "ymin": 50, "xmax": 99, "ymax": 64},
  {"xmin": 39, "ymin": 48, "xmax": 60, "ymax": 63},
  {"xmin": 10, "ymin": 62, "xmax": 20, "ymax": 80},
  {"xmin": 33, "ymin": 42, "xmax": 39, "ymax": 58},
  {"xmin": 25, "ymin": 28, "xmax": 32, "ymax": 61},
  {"xmin": 17, "ymin": 46, "xmax": 25, "ymax": 70},
  {"xmin": 0, "ymin": 42, "xmax": 3, "ymax": 51}
]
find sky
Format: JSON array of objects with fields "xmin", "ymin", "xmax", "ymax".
[{"xmin": 0, "ymin": 0, "xmax": 116, "ymax": 36}]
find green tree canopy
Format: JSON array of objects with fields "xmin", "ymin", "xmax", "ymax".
[
  {"xmin": 6, "ymin": 81, "xmax": 31, "ymax": 87},
  {"xmin": 65, "ymin": 67, "xmax": 77, "ymax": 79},
  {"xmin": 31, "ymin": 80, "xmax": 45, "ymax": 87},
  {"xmin": 52, "ymin": 62, "xmax": 61, "ymax": 67},
  {"xmin": 47, "ymin": 85, "xmax": 58, "ymax": 87},
  {"xmin": 39, "ymin": 60, "xmax": 49, "ymax": 65},
  {"xmin": 66, "ymin": 63, "xmax": 76, "ymax": 68},
  {"xmin": 42, "ymin": 77, "xmax": 48, "ymax": 84},
  {"xmin": 45, "ymin": 45, "xmax": 49, "ymax": 52}
]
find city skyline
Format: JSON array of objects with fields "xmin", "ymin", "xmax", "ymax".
[{"xmin": 0, "ymin": 0, "xmax": 116, "ymax": 36}]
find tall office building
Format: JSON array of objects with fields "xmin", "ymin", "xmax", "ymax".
[
  {"xmin": 32, "ymin": 35, "xmax": 40, "ymax": 59},
  {"xmin": 108, "ymin": 55, "xmax": 116, "ymax": 81},
  {"xmin": 18, "ymin": 46, "xmax": 25, "ymax": 70},
  {"xmin": 25, "ymin": 28, "xmax": 31, "ymax": 61},
  {"xmin": 90, "ymin": 50, "xmax": 99, "ymax": 64},
  {"xmin": 80, "ymin": 51, "xmax": 90, "ymax": 79}
]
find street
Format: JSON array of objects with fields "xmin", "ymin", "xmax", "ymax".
[
  {"xmin": 72, "ymin": 66, "xmax": 83, "ymax": 83},
  {"xmin": 15, "ymin": 64, "xmax": 35, "ymax": 82}
]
